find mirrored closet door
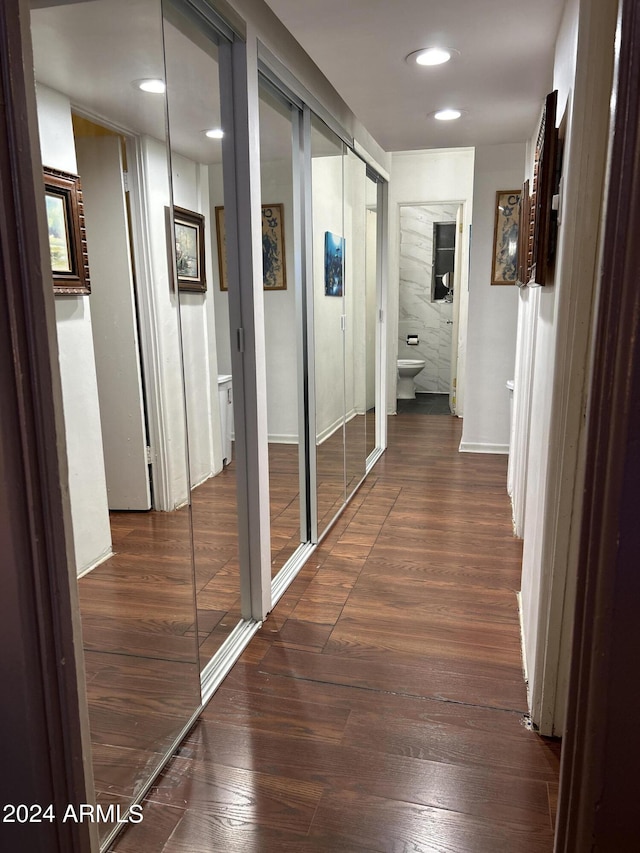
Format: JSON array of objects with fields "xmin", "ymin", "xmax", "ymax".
[
  {"xmin": 344, "ymin": 148, "xmax": 368, "ymax": 498},
  {"xmin": 310, "ymin": 114, "xmax": 347, "ymax": 539},
  {"xmin": 163, "ymin": 0, "xmax": 243, "ymax": 669},
  {"xmin": 29, "ymin": 0, "xmax": 202, "ymax": 842},
  {"xmin": 257, "ymin": 80, "xmax": 310, "ymax": 579},
  {"xmin": 365, "ymin": 170, "xmax": 380, "ymax": 461}
]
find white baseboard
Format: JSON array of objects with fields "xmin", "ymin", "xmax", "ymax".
[
  {"xmin": 77, "ymin": 546, "xmax": 113, "ymax": 579},
  {"xmin": 459, "ymin": 441, "xmax": 509, "ymax": 454},
  {"xmin": 268, "ymin": 434, "xmax": 299, "ymax": 444},
  {"xmin": 516, "ymin": 590, "xmax": 532, "ymax": 712},
  {"xmin": 317, "ymin": 416, "xmax": 343, "ymax": 445}
]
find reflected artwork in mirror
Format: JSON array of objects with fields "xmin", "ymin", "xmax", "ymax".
[
  {"xmin": 258, "ymin": 80, "xmax": 307, "ymax": 578},
  {"xmin": 164, "ymin": 0, "xmax": 244, "ymax": 668}
]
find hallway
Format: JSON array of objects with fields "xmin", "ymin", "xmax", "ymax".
[{"xmin": 111, "ymin": 414, "xmax": 560, "ymax": 852}]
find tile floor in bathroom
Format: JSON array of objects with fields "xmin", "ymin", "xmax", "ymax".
[{"xmin": 397, "ymin": 393, "xmax": 452, "ymax": 415}]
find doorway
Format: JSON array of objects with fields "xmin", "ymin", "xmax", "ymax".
[
  {"xmin": 398, "ymin": 201, "xmax": 464, "ymax": 415},
  {"xmin": 72, "ymin": 116, "xmax": 153, "ymax": 518}
]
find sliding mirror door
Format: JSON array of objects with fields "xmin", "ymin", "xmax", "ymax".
[
  {"xmin": 163, "ymin": 0, "xmax": 242, "ymax": 669},
  {"xmin": 310, "ymin": 115, "xmax": 346, "ymax": 538},
  {"xmin": 344, "ymin": 148, "xmax": 368, "ymax": 497},
  {"xmin": 365, "ymin": 170, "xmax": 380, "ymax": 460},
  {"xmin": 29, "ymin": 0, "xmax": 201, "ymax": 842},
  {"xmin": 258, "ymin": 80, "xmax": 309, "ymax": 578}
]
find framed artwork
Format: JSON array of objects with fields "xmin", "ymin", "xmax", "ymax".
[
  {"xmin": 324, "ymin": 231, "xmax": 345, "ymax": 297},
  {"xmin": 173, "ymin": 206, "xmax": 206, "ymax": 292},
  {"xmin": 43, "ymin": 166, "xmax": 91, "ymax": 294},
  {"xmin": 262, "ymin": 204, "xmax": 286, "ymax": 290},
  {"xmin": 215, "ymin": 203, "xmax": 286, "ymax": 291},
  {"xmin": 516, "ymin": 179, "xmax": 531, "ymax": 287},
  {"xmin": 529, "ymin": 89, "xmax": 559, "ymax": 286},
  {"xmin": 491, "ymin": 190, "xmax": 521, "ymax": 285}
]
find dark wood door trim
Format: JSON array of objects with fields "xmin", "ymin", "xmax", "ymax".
[
  {"xmin": 0, "ymin": 1, "xmax": 93, "ymax": 850},
  {"xmin": 556, "ymin": 0, "xmax": 640, "ymax": 850}
]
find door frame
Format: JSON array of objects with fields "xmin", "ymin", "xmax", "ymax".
[
  {"xmin": 395, "ymin": 199, "xmax": 469, "ymax": 407},
  {"xmin": 556, "ymin": 0, "xmax": 640, "ymax": 846},
  {"xmin": 529, "ymin": 0, "xmax": 618, "ymax": 737},
  {"xmin": 0, "ymin": 1, "xmax": 96, "ymax": 849}
]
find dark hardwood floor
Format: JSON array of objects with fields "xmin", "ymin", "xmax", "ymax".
[
  {"xmin": 79, "ymin": 414, "xmax": 374, "ymax": 842},
  {"xmin": 111, "ymin": 414, "xmax": 560, "ymax": 853}
]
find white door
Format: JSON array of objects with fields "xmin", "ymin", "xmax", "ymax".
[
  {"xmin": 76, "ymin": 133, "xmax": 151, "ymax": 510},
  {"xmin": 449, "ymin": 204, "xmax": 464, "ymax": 414}
]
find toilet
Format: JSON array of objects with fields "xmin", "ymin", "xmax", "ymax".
[{"xmin": 397, "ymin": 358, "xmax": 426, "ymax": 399}]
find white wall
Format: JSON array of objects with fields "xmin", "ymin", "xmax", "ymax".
[
  {"xmin": 460, "ymin": 143, "xmax": 525, "ymax": 453},
  {"xmin": 398, "ymin": 203, "xmax": 458, "ymax": 393},
  {"xmin": 210, "ymin": 163, "xmax": 231, "ymax": 375},
  {"xmin": 518, "ymin": 0, "xmax": 579, "ymax": 718},
  {"xmin": 35, "ymin": 84, "xmax": 112, "ymax": 575},
  {"xmin": 139, "ymin": 135, "xmax": 192, "ymax": 508},
  {"xmin": 312, "ymin": 155, "xmax": 348, "ymax": 440},
  {"xmin": 388, "ymin": 148, "xmax": 475, "ymax": 413},
  {"xmin": 261, "ymin": 160, "xmax": 299, "ymax": 442},
  {"xmin": 515, "ymin": 0, "xmax": 617, "ymax": 734},
  {"xmin": 345, "ymin": 149, "xmax": 367, "ymax": 419},
  {"xmin": 365, "ymin": 206, "xmax": 377, "ymax": 413},
  {"xmin": 172, "ymin": 152, "xmax": 224, "ymax": 485}
]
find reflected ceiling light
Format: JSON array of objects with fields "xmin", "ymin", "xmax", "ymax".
[
  {"xmin": 433, "ymin": 108, "xmax": 463, "ymax": 121},
  {"xmin": 205, "ymin": 128, "xmax": 224, "ymax": 139},
  {"xmin": 136, "ymin": 78, "xmax": 166, "ymax": 94},
  {"xmin": 408, "ymin": 47, "xmax": 453, "ymax": 66}
]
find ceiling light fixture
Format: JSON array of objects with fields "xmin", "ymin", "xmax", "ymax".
[
  {"xmin": 136, "ymin": 78, "xmax": 166, "ymax": 94},
  {"xmin": 433, "ymin": 108, "xmax": 463, "ymax": 121},
  {"xmin": 205, "ymin": 128, "xmax": 224, "ymax": 139},
  {"xmin": 417, "ymin": 47, "xmax": 451, "ymax": 66},
  {"xmin": 406, "ymin": 47, "xmax": 457, "ymax": 67}
]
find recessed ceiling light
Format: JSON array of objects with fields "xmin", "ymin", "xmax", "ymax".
[
  {"xmin": 406, "ymin": 47, "xmax": 457, "ymax": 67},
  {"xmin": 136, "ymin": 78, "xmax": 166, "ymax": 94},
  {"xmin": 205, "ymin": 128, "xmax": 224, "ymax": 139},
  {"xmin": 434, "ymin": 108, "xmax": 463, "ymax": 121}
]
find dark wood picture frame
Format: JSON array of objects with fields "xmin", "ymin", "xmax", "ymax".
[
  {"xmin": 173, "ymin": 205, "xmax": 206, "ymax": 292},
  {"xmin": 215, "ymin": 203, "xmax": 286, "ymax": 292},
  {"xmin": 491, "ymin": 189, "xmax": 521, "ymax": 285},
  {"xmin": 43, "ymin": 166, "xmax": 90, "ymax": 294},
  {"xmin": 529, "ymin": 90, "xmax": 559, "ymax": 286},
  {"xmin": 516, "ymin": 178, "xmax": 531, "ymax": 287}
]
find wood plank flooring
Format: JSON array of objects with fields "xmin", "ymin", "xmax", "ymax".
[
  {"xmin": 79, "ymin": 414, "xmax": 373, "ymax": 843},
  {"xmin": 111, "ymin": 414, "xmax": 561, "ymax": 853}
]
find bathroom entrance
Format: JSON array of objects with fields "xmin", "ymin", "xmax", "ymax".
[{"xmin": 397, "ymin": 202, "xmax": 465, "ymax": 413}]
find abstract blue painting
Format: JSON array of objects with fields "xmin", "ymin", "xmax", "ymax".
[{"xmin": 324, "ymin": 231, "xmax": 344, "ymax": 296}]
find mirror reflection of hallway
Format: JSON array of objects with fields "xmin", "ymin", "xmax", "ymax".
[
  {"xmin": 258, "ymin": 81, "xmax": 308, "ymax": 579},
  {"xmin": 164, "ymin": 1, "xmax": 243, "ymax": 667},
  {"xmin": 27, "ymin": 0, "xmax": 233, "ymax": 840}
]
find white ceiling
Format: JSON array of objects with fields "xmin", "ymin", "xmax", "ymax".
[
  {"xmin": 263, "ymin": 0, "xmax": 566, "ymax": 151},
  {"xmin": 31, "ymin": 0, "xmax": 566, "ymax": 161},
  {"xmin": 30, "ymin": 0, "xmax": 299, "ymax": 165}
]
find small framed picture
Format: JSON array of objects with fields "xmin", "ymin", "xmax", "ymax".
[
  {"xmin": 491, "ymin": 190, "xmax": 521, "ymax": 285},
  {"xmin": 173, "ymin": 206, "xmax": 206, "ymax": 292},
  {"xmin": 324, "ymin": 231, "xmax": 345, "ymax": 297},
  {"xmin": 43, "ymin": 166, "xmax": 91, "ymax": 294}
]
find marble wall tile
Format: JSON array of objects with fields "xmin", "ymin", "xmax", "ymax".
[
  {"xmin": 398, "ymin": 203, "xmax": 458, "ymax": 396},
  {"xmin": 437, "ymin": 368, "xmax": 451, "ymax": 393}
]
